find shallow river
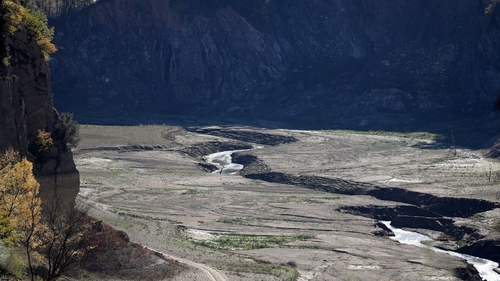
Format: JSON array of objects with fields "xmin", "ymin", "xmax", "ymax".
[
  {"xmin": 203, "ymin": 149, "xmax": 251, "ymax": 174},
  {"xmin": 382, "ymin": 221, "xmax": 500, "ymax": 281}
]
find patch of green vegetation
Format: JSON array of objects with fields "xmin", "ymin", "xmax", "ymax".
[
  {"xmin": 79, "ymin": 270, "xmax": 99, "ymax": 281},
  {"xmin": 215, "ymin": 217, "xmax": 253, "ymax": 225},
  {"xmin": 494, "ymin": 220, "xmax": 500, "ymax": 234},
  {"xmin": 217, "ymin": 258, "xmax": 300, "ymax": 280},
  {"xmin": 269, "ymin": 196, "xmax": 304, "ymax": 204},
  {"xmin": 2, "ymin": 1, "xmax": 57, "ymax": 60},
  {"xmin": 181, "ymin": 188, "xmax": 199, "ymax": 195},
  {"xmin": 318, "ymin": 194, "xmax": 344, "ymax": 200},
  {"xmin": 290, "ymin": 244, "xmax": 321, "ymax": 250},
  {"xmin": 267, "ymin": 194, "xmax": 343, "ymax": 204},
  {"xmin": 110, "ymin": 206, "xmax": 170, "ymax": 221},
  {"xmin": 100, "ymin": 219, "xmax": 133, "ymax": 233},
  {"xmin": 192, "ymin": 233, "xmax": 311, "ymax": 250},
  {"xmin": 115, "ymin": 211, "xmax": 168, "ymax": 221},
  {"xmin": 327, "ymin": 129, "xmax": 444, "ymax": 141},
  {"xmin": 79, "ymin": 170, "xmax": 121, "ymax": 178},
  {"xmin": 166, "ymin": 237, "xmax": 213, "ymax": 254}
]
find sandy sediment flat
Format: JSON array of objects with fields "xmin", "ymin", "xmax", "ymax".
[{"xmin": 75, "ymin": 125, "xmax": 500, "ymax": 280}]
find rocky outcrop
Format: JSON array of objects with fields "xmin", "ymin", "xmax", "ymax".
[
  {"xmin": 181, "ymin": 141, "xmax": 252, "ymax": 158},
  {"xmin": 367, "ymin": 187, "xmax": 500, "ymax": 218},
  {"xmin": 187, "ymin": 127, "xmax": 298, "ymax": 145},
  {"xmin": 391, "ymin": 215, "xmax": 454, "ymax": 232},
  {"xmin": 454, "ymin": 264, "xmax": 483, "ymax": 281},
  {"xmin": 487, "ymin": 138, "xmax": 500, "ymax": 157},
  {"xmin": 338, "ymin": 205, "xmax": 442, "ymax": 221},
  {"xmin": 50, "ymin": 0, "xmax": 500, "ymax": 135},
  {"xmin": 459, "ymin": 239, "xmax": 500, "ymax": 264},
  {"xmin": 0, "ymin": 26, "xmax": 79, "ymax": 206}
]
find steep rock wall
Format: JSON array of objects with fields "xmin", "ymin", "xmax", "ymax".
[
  {"xmin": 0, "ymin": 28, "xmax": 79, "ymax": 206},
  {"xmin": 50, "ymin": 0, "xmax": 500, "ymax": 133}
]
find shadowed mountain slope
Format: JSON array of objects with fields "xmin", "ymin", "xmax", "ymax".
[{"xmin": 50, "ymin": 0, "xmax": 500, "ymax": 146}]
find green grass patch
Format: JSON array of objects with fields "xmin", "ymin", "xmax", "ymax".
[
  {"xmin": 215, "ymin": 217, "xmax": 253, "ymax": 225},
  {"xmin": 165, "ymin": 237, "xmax": 212, "ymax": 254},
  {"xmin": 318, "ymin": 194, "xmax": 344, "ymax": 200},
  {"xmin": 269, "ymin": 196, "xmax": 305, "ymax": 204},
  {"xmin": 192, "ymin": 233, "xmax": 311, "ymax": 250},
  {"xmin": 181, "ymin": 188, "xmax": 200, "ymax": 195},
  {"xmin": 327, "ymin": 129, "xmax": 444, "ymax": 141},
  {"xmin": 268, "ymin": 194, "xmax": 343, "ymax": 204},
  {"xmin": 216, "ymin": 259, "xmax": 300, "ymax": 280}
]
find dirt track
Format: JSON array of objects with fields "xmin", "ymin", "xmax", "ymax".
[{"xmin": 74, "ymin": 125, "xmax": 500, "ymax": 280}]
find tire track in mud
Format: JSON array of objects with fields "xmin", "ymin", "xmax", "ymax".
[{"xmin": 145, "ymin": 247, "xmax": 228, "ymax": 281}]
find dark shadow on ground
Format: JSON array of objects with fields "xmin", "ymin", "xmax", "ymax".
[{"xmin": 69, "ymin": 110, "xmax": 500, "ymax": 150}]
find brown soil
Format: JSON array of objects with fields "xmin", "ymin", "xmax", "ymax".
[{"xmin": 74, "ymin": 125, "xmax": 500, "ymax": 280}]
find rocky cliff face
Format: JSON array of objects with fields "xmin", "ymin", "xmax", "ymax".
[
  {"xmin": 0, "ymin": 25, "xmax": 79, "ymax": 205},
  {"xmin": 50, "ymin": 0, "xmax": 500, "ymax": 138}
]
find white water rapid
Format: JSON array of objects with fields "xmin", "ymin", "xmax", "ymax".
[
  {"xmin": 203, "ymin": 150, "xmax": 244, "ymax": 174},
  {"xmin": 381, "ymin": 221, "xmax": 500, "ymax": 281},
  {"xmin": 203, "ymin": 147, "xmax": 261, "ymax": 174}
]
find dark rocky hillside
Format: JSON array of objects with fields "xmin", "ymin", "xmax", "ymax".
[
  {"xmin": 50, "ymin": 0, "xmax": 500, "ymax": 145},
  {"xmin": 0, "ymin": 4, "xmax": 79, "ymax": 205}
]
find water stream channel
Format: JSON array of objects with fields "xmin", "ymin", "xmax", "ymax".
[
  {"xmin": 203, "ymin": 150, "xmax": 500, "ymax": 280},
  {"xmin": 203, "ymin": 147, "xmax": 260, "ymax": 174},
  {"xmin": 381, "ymin": 221, "xmax": 500, "ymax": 281}
]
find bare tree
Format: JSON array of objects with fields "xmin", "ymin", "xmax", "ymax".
[{"xmin": 36, "ymin": 196, "xmax": 90, "ymax": 281}]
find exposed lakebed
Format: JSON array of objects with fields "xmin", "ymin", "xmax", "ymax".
[
  {"xmin": 75, "ymin": 125, "xmax": 500, "ymax": 280},
  {"xmin": 205, "ymin": 143, "xmax": 500, "ymax": 280}
]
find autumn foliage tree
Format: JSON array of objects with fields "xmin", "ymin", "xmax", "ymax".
[
  {"xmin": 0, "ymin": 148, "xmax": 42, "ymax": 279},
  {"xmin": 0, "ymin": 148, "xmax": 90, "ymax": 280}
]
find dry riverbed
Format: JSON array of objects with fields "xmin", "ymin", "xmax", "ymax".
[{"xmin": 74, "ymin": 125, "xmax": 500, "ymax": 280}]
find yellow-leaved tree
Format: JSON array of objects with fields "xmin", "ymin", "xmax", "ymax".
[{"xmin": 0, "ymin": 148, "xmax": 42, "ymax": 280}]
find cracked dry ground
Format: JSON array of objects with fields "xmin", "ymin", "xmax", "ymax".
[{"xmin": 74, "ymin": 125, "xmax": 500, "ymax": 281}]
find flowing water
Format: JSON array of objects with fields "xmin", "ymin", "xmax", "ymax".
[
  {"xmin": 203, "ymin": 147, "xmax": 258, "ymax": 174},
  {"xmin": 381, "ymin": 221, "xmax": 500, "ymax": 281},
  {"xmin": 203, "ymin": 150, "xmax": 244, "ymax": 174}
]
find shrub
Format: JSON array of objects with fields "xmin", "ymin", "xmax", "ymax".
[
  {"xmin": 0, "ymin": 212, "xmax": 16, "ymax": 247},
  {"xmin": 37, "ymin": 37, "xmax": 57, "ymax": 60},
  {"xmin": 34, "ymin": 129, "xmax": 53, "ymax": 161},
  {"xmin": 53, "ymin": 112, "xmax": 80, "ymax": 150},
  {"xmin": 22, "ymin": 7, "xmax": 53, "ymax": 40},
  {"xmin": 21, "ymin": 6, "xmax": 56, "ymax": 60},
  {"xmin": 1, "ymin": 1, "xmax": 57, "ymax": 60},
  {"xmin": 1, "ymin": 0, "xmax": 24, "ymax": 34},
  {"xmin": 5, "ymin": 252, "xmax": 24, "ymax": 278}
]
